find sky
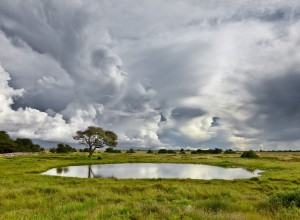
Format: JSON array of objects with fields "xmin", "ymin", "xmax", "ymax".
[{"xmin": 1, "ymin": 0, "xmax": 300, "ymax": 150}]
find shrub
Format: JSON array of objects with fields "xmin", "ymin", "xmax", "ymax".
[
  {"xmin": 126, "ymin": 148, "xmax": 135, "ymax": 153},
  {"xmin": 204, "ymin": 198, "xmax": 229, "ymax": 212},
  {"xmin": 240, "ymin": 150, "xmax": 259, "ymax": 159},
  {"xmin": 50, "ymin": 144, "xmax": 77, "ymax": 153},
  {"xmin": 147, "ymin": 149, "xmax": 153, "ymax": 154},
  {"xmin": 269, "ymin": 189, "xmax": 300, "ymax": 209},
  {"xmin": 105, "ymin": 147, "xmax": 121, "ymax": 153},
  {"xmin": 158, "ymin": 149, "xmax": 176, "ymax": 154},
  {"xmin": 158, "ymin": 149, "xmax": 167, "ymax": 154},
  {"xmin": 224, "ymin": 149, "xmax": 236, "ymax": 154},
  {"xmin": 191, "ymin": 148, "xmax": 223, "ymax": 154},
  {"xmin": 105, "ymin": 147, "xmax": 114, "ymax": 152}
]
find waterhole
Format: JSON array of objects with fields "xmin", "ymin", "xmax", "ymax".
[{"xmin": 42, "ymin": 163, "xmax": 263, "ymax": 180}]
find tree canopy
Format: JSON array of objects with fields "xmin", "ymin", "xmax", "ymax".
[{"xmin": 73, "ymin": 126, "xmax": 118, "ymax": 157}]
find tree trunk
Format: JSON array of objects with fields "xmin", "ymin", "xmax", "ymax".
[
  {"xmin": 88, "ymin": 146, "xmax": 93, "ymax": 158},
  {"xmin": 88, "ymin": 146, "xmax": 97, "ymax": 158}
]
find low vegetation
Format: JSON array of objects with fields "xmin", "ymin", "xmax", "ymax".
[{"xmin": 269, "ymin": 189, "xmax": 300, "ymax": 209}]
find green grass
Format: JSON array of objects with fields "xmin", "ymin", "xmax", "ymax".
[{"xmin": 0, "ymin": 151, "xmax": 299, "ymax": 219}]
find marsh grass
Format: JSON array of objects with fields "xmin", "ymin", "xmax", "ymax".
[{"xmin": 0, "ymin": 151, "xmax": 299, "ymax": 219}]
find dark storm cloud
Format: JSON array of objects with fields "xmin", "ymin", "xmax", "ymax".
[
  {"xmin": 231, "ymin": 7, "xmax": 300, "ymax": 23},
  {"xmin": 124, "ymin": 43, "xmax": 212, "ymax": 108},
  {"xmin": 0, "ymin": 1, "xmax": 126, "ymax": 113},
  {"xmin": 159, "ymin": 113, "xmax": 167, "ymax": 122},
  {"xmin": 211, "ymin": 117, "xmax": 220, "ymax": 127},
  {"xmin": 246, "ymin": 72, "xmax": 300, "ymax": 142},
  {"xmin": 171, "ymin": 107, "xmax": 206, "ymax": 120}
]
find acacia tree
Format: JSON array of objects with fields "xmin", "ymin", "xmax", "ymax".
[{"xmin": 73, "ymin": 126, "xmax": 118, "ymax": 158}]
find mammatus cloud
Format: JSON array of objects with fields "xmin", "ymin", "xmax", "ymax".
[{"xmin": 0, "ymin": 1, "xmax": 300, "ymax": 150}]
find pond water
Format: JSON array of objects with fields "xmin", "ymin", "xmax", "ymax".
[{"xmin": 42, "ymin": 163, "xmax": 263, "ymax": 180}]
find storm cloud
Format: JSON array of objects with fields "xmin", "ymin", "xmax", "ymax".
[{"xmin": 1, "ymin": 0, "xmax": 300, "ymax": 150}]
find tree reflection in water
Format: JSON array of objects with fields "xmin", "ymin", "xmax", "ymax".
[
  {"xmin": 56, "ymin": 167, "xmax": 69, "ymax": 174},
  {"xmin": 88, "ymin": 165, "xmax": 94, "ymax": 178}
]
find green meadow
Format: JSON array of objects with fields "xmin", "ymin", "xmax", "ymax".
[{"xmin": 0, "ymin": 151, "xmax": 299, "ymax": 220}]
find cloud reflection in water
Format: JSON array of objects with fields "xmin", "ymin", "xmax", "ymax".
[{"xmin": 42, "ymin": 163, "xmax": 263, "ymax": 180}]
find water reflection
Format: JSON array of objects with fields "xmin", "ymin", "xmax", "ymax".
[
  {"xmin": 56, "ymin": 167, "xmax": 69, "ymax": 174},
  {"xmin": 42, "ymin": 163, "xmax": 263, "ymax": 180}
]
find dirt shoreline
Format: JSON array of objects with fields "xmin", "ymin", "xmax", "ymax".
[{"xmin": 0, "ymin": 152, "xmax": 41, "ymax": 157}]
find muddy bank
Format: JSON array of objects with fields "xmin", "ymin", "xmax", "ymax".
[{"xmin": 0, "ymin": 152, "xmax": 41, "ymax": 157}]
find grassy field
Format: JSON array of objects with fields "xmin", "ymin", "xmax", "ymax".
[{"xmin": 0, "ymin": 151, "xmax": 299, "ymax": 220}]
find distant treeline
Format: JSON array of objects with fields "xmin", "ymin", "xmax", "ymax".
[
  {"xmin": 0, "ymin": 131, "xmax": 44, "ymax": 154},
  {"xmin": 258, "ymin": 150, "xmax": 300, "ymax": 152},
  {"xmin": 158, "ymin": 149, "xmax": 177, "ymax": 154},
  {"xmin": 189, "ymin": 148, "xmax": 239, "ymax": 154},
  {"xmin": 105, "ymin": 147, "xmax": 121, "ymax": 153},
  {"xmin": 50, "ymin": 143, "xmax": 77, "ymax": 153}
]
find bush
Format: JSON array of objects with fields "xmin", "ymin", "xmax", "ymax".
[
  {"xmin": 191, "ymin": 148, "xmax": 223, "ymax": 154},
  {"xmin": 269, "ymin": 189, "xmax": 300, "ymax": 209},
  {"xmin": 147, "ymin": 149, "xmax": 153, "ymax": 154},
  {"xmin": 50, "ymin": 143, "xmax": 77, "ymax": 153},
  {"xmin": 126, "ymin": 148, "xmax": 135, "ymax": 153},
  {"xmin": 240, "ymin": 150, "xmax": 259, "ymax": 159},
  {"xmin": 158, "ymin": 149, "xmax": 176, "ymax": 154},
  {"xmin": 204, "ymin": 198, "xmax": 229, "ymax": 212},
  {"xmin": 224, "ymin": 149, "xmax": 236, "ymax": 154},
  {"xmin": 105, "ymin": 147, "xmax": 121, "ymax": 153}
]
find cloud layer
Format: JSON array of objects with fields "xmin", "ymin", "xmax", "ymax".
[{"xmin": 1, "ymin": 1, "xmax": 300, "ymax": 150}]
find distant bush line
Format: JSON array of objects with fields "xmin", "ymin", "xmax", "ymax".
[
  {"xmin": 105, "ymin": 147, "xmax": 121, "ymax": 153},
  {"xmin": 158, "ymin": 149, "xmax": 176, "ymax": 154},
  {"xmin": 191, "ymin": 148, "xmax": 223, "ymax": 154}
]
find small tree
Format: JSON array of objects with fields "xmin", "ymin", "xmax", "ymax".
[{"xmin": 73, "ymin": 126, "xmax": 118, "ymax": 158}]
